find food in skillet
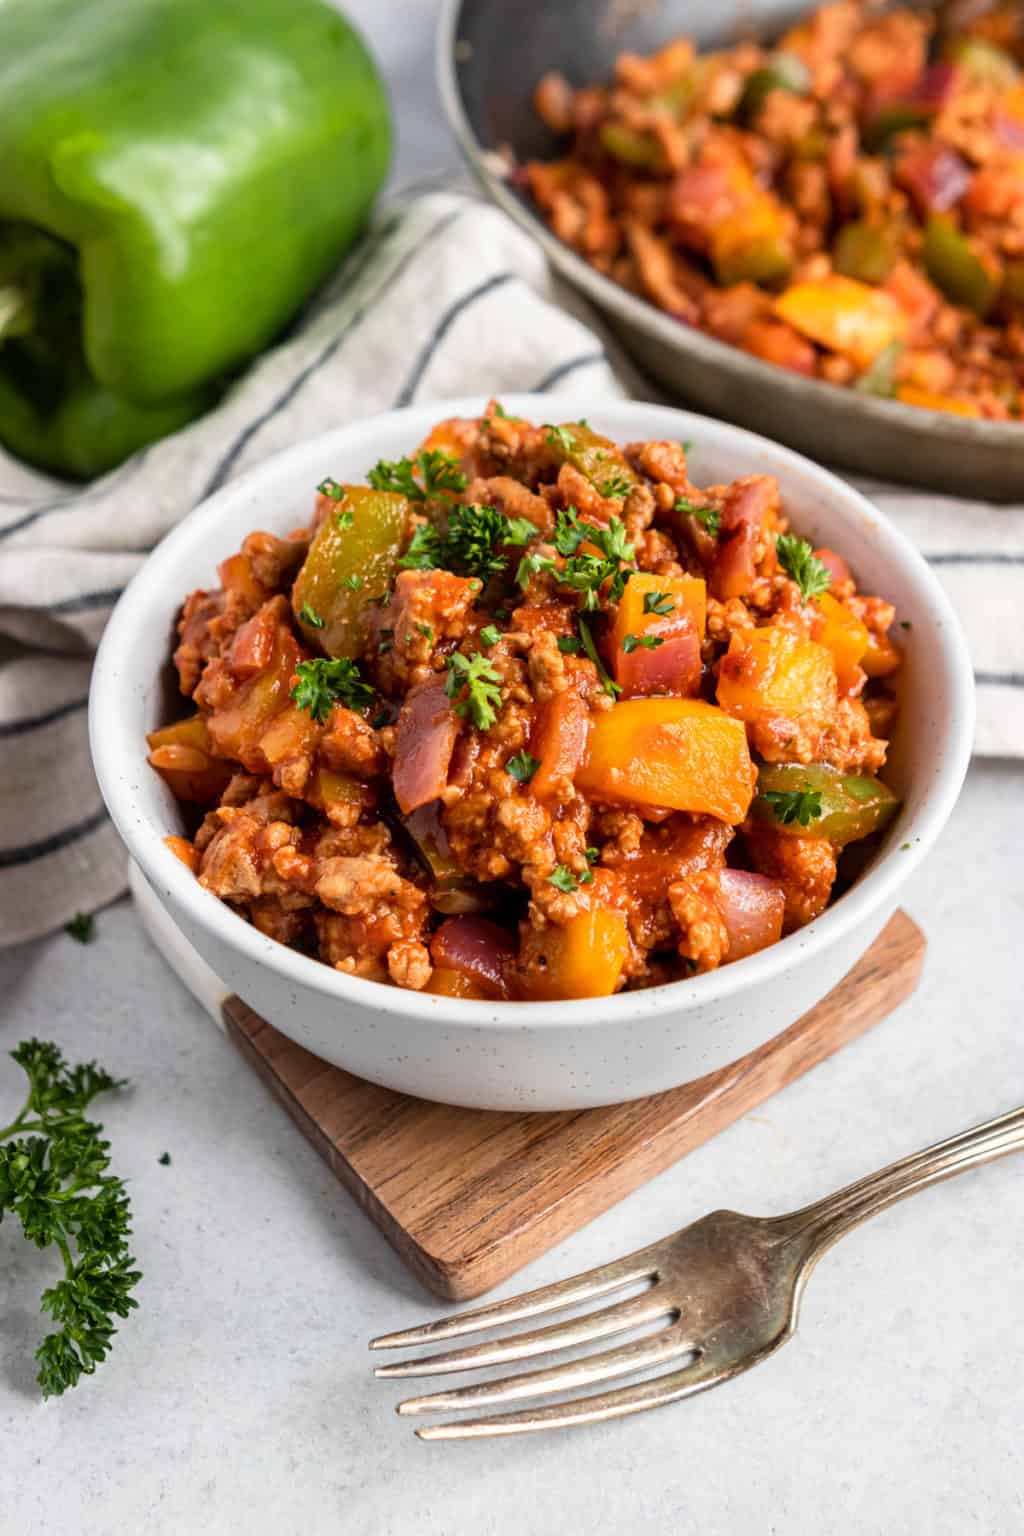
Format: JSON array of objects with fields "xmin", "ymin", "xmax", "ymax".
[
  {"xmin": 524, "ymin": 0, "xmax": 1024, "ymax": 419},
  {"xmin": 148, "ymin": 406, "xmax": 901, "ymax": 1002}
]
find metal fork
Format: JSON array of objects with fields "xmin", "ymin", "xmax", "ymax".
[{"xmin": 370, "ymin": 1106, "xmax": 1024, "ymax": 1438}]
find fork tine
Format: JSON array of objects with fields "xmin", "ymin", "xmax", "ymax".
[
  {"xmin": 369, "ymin": 1246, "xmax": 659, "ymax": 1351},
  {"xmin": 396, "ymin": 1326, "xmax": 697, "ymax": 1416},
  {"xmin": 414, "ymin": 1354, "xmax": 725, "ymax": 1439},
  {"xmin": 373, "ymin": 1290, "xmax": 674, "ymax": 1379}
]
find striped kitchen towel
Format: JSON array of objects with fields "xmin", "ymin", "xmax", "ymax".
[{"xmin": 0, "ymin": 187, "xmax": 1019, "ymax": 946}]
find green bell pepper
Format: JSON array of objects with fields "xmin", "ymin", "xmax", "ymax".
[
  {"xmin": 752, "ymin": 762, "xmax": 900, "ymax": 846},
  {"xmin": 545, "ymin": 422, "xmax": 641, "ymax": 493},
  {"xmin": 292, "ymin": 486, "xmax": 409, "ymax": 659},
  {"xmin": 0, "ymin": 0, "xmax": 391, "ymax": 478},
  {"xmin": 833, "ymin": 221, "xmax": 902, "ymax": 286},
  {"xmin": 923, "ymin": 216, "xmax": 1001, "ymax": 318},
  {"xmin": 739, "ymin": 53, "xmax": 811, "ymax": 122}
]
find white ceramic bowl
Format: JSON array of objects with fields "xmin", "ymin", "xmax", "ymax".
[{"xmin": 90, "ymin": 396, "xmax": 973, "ymax": 1111}]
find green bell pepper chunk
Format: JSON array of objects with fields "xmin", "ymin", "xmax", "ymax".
[
  {"xmin": 855, "ymin": 340, "xmax": 905, "ymax": 400},
  {"xmin": 0, "ymin": 0, "xmax": 391, "ymax": 478},
  {"xmin": 834, "ymin": 221, "xmax": 902, "ymax": 285},
  {"xmin": 599, "ymin": 123, "xmax": 665, "ymax": 170},
  {"xmin": 752, "ymin": 763, "xmax": 900, "ymax": 846},
  {"xmin": 292, "ymin": 486, "xmax": 409, "ymax": 660},
  {"xmin": 546, "ymin": 422, "xmax": 641, "ymax": 493},
  {"xmin": 923, "ymin": 216, "xmax": 1001, "ymax": 318},
  {"xmin": 948, "ymin": 38, "xmax": 1019, "ymax": 88},
  {"xmin": 739, "ymin": 53, "xmax": 812, "ymax": 121}
]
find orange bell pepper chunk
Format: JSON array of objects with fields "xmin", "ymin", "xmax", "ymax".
[
  {"xmin": 426, "ymin": 966, "xmax": 490, "ymax": 999},
  {"xmin": 862, "ymin": 632, "xmax": 902, "ymax": 678},
  {"xmin": 147, "ymin": 714, "xmax": 233, "ymax": 804},
  {"xmin": 521, "ymin": 909, "xmax": 630, "ymax": 1001},
  {"xmin": 609, "ymin": 572, "xmax": 706, "ymax": 698},
  {"xmin": 711, "ymin": 195, "xmax": 794, "ymax": 287},
  {"xmin": 775, "ymin": 276, "xmax": 907, "ymax": 369},
  {"xmin": 716, "ymin": 626, "xmax": 837, "ymax": 724},
  {"xmin": 576, "ymin": 698, "xmax": 755, "ymax": 823},
  {"xmin": 812, "ymin": 592, "xmax": 869, "ymax": 692},
  {"xmin": 895, "ymin": 385, "xmax": 982, "ymax": 418}
]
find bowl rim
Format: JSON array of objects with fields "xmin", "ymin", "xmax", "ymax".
[
  {"xmin": 89, "ymin": 392, "xmax": 974, "ymax": 1030},
  {"xmin": 435, "ymin": 0, "xmax": 1024, "ymax": 456}
]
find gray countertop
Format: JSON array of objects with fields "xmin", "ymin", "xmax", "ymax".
[{"xmin": 2, "ymin": 3, "xmax": 1022, "ymax": 1531}]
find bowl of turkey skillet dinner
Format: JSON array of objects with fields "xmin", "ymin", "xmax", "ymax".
[{"xmin": 90, "ymin": 397, "xmax": 972, "ymax": 1110}]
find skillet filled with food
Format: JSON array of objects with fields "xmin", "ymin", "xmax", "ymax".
[{"xmin": 148, "ymin": 404, "xmax": 901, "ymax": 1003}]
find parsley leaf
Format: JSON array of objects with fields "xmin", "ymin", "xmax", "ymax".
[
  {"xmin": 578, "ymin": 616, "xmax": 621, "ymax": 698},
  {"xmin": 291, "ymin": 658, "xmax": 374, "ymax": 722},
  {"xmin": 445, "ymin": 651, "xmax": 503, "ymax": 730},
  {"xmin": 401, "ymin": 504, "xmax": 535, "ymax": 582},
  {"xmin": 776, "ymin": 535, "xmax": 832, "ymax": 602},
  {"xmin": 336, "ymin": 508, "xmax": 354, "ymax": 531},
  {"xmin": 622, "ymin": 633, "xmax": 665, "ymax": 653},
  {"xmin": 599, "ymin": 474, "xmax": 632, "ymax": 499},
  {"xmin": 584, "ymin": 845, "xmax": 600, "ymax": 864},
  {"xmin": 535, "ymin": 511, "xmax": 636, "ymax": 610},
  {"xmin": 299, "ymin": 603, "xmax": 325, "ymax": 630},
  {"xmin": 545, "ymin": 424, "xmax": 576, "ymax": 455},
  {"xmin": 557, "ymin": 636, "xmax": 582, "ymax": 654},
  {"xmin": 318, "ymin": 477, "xmax": 344, "ymax": 499},
  {"xmin": 676, "ymin": 497, "xmax": 721, "ymax": 535},
  {"xmin": 399, "ymin": 523, "xmax": 445, "ymax": 571},
  {"xmin": 415, "ymin": 623, "xmax": 434, "ymax": 644},
  {"xmin": 479, "ymin": 624, "xmax": 501, "ymax": 648},
  {"xmin": 764, "ymin": 788, "xmax": 824, "ymax": 827},
  {"xmin": 0, "ymin": 1040, "xmax": 140, "ymax": 1398},
  {"xmin": 507, "ymin": 750, "xmax": 540, "ymax": 783},
  {"xmin": 547, "ymin": 865, "xmax": 579, "ymax": 892},
  {"xmin": 367, "ymin": 449, "xmax": 467, "ymax": 502},
  {"xmin": 643, "ymin": 590, "xmax": 674, "ymax": 616},
  {"xmin": 65, "ymin": 913, "xmax": 95, "ymax": 944}
]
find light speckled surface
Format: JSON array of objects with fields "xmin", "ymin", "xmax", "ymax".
[{"xmin": 1, "ymin": 3, "xmax": 1022, "ymax": 1529}]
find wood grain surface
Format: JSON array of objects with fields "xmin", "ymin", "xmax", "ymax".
[{"xmin": 224, "ymin": 909, "xmax": 924, "ymax": 1300}]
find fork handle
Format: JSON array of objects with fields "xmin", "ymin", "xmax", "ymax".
[{"xmin": 782, "ymin": 1106, "xmax": 1024, "ymax": 1259}]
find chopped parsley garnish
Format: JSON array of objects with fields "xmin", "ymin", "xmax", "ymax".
[
  {"xmin": 371, "ymin": 709, "xmax": 392, "ymax": 730},
  {"xmin": 557, "ymin": 636, "xmax": 582, "ymax": 654},
  {"xmin": 507, "ymin": 749, "xmax": 540, "ymax": 783},
  {"xmin": 776, "ymin": 535, "xmax": 832, "ymax": 602},
  {"xmin": 584, "ymin": 846, "xmax": 599, "ymax": 864},
  {"xmin": 400, "ymin": 504, "xmax": 535, "ymax": 582},
  {"xmin": 65, "ymin": 912, "xmax": 95, "ymax": 944},
  {"xmin": 900, "ymin": 620, "xmax": 912, "ymax": 631},
  {"xmin": 545, "ymin": 424, "xmax": 576, "ymax": 455},
  {"xmin": 479, "ymin": 624, "xmax": 501, "ymax": 648},
  {"xmin": 599, "ymin": 474, "xmax": 632, "ymax": 499},
  {"xmin": 367, "ymin": 449, "xmax": 467, "ymax": 502},
  {"xmin": 415, "ymin": 622, "xmax": 434, "ymax": 644},
  {"xmin": 299, "ymin": 603, "xmax": 325, "ymax": 630},
  {"xmin": 318, "ymin": 477, "xmax": 344, "ymax": 499},
  {"xmin": 643, "ymin": 590, "xmax": 674, "ymax": 616},
  {"xmin": 336, "ymin": 509, "xmax": 354, "ymax": 531},
  {"xmin": 578, "ymin": 616, "xmax": 621, "ymax": 698},
  {"xmin": 622, "ymin": 633, "xmax": 664, "ymax": 653},
  {"xmin": 445, "ymin": 651, "xmax": 502, "ymax": 730},
  {"xmin": 676, "ymin": 497, "xmax": 720, "ymax": 536},
  {"xmin": 548, "ymin": 865, "xmax": 579, "ymax": 893},
  {"xmin": 378, "ymin": 627, "xmax": 394, "ymax": 655},
  {"xmin": 525, "ymin": 509, "xmax": 635, "ymax": 610},
  {"xmin": 290, "ymin": 658, "xmax": 374, "ymax": 722},
  {"xmin": 158, "ymin": 1152, "xmax": 172, "ymax": 1166},
  {"xmin": 343, "ymin": 574, "xmax": 363, "ymax": 591},
  {"xmin": 764, "ymin": 788, "xmax": 823, "ymax": 827},
  {"xmin": 681, "ymin": 439, "xmax": 693, "ymax": 454}
]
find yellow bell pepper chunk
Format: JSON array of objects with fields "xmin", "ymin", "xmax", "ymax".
[
  {"xmin": 711, "ymin": 196, "xmax": 794, "ymax": 287},
  {"xmin": 522, "ymin": 909, "xmax": 630, "ymax": 1001},
  {"xmin": 895, "ymin": 385, "xmax": 983, "ymax": 418},
  {"xmin": 576, "ymin": 698, "xmax": 755, "ymax": 823},
  {"xmin": 813, "ymin": 592, "xmax": 869, "ymax": 691},
  {"xmin": 775, "ymin": 276, "xmax": 907, "ymax": 369},
  {"xmin": 610, "ymin": 571, "xmax": 706, "ymax": 650},
  {"xmin": 716, "ymin": 626, "xmax": 837, "ymax": 723}
]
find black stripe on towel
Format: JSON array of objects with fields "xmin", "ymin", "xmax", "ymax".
[
  {"xmin": 926, "ymin": 552, "xmax": 1024, "ymax": 566},
  {"xmin": 0, "ymin": 807, "xmax": 108, "ymax": 870},
  {"xmin": 976, "ymin": 671, "xmax": 1024, "ymax": 688},
  {"xmin": 535, "ymin": 351, "xmax": 608, "ymax": 391},
  {"xmin": 0, "ymin": 695, "xmax": 89, "ymax": 738},
  {"xmin": 393, "ymin": 271, "xmax": 518, "ymax": 408}
]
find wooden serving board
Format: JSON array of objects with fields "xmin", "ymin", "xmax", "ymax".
[{"xmin": 224, "ymin": 909, "xmax": 924, "ymax": 1301}]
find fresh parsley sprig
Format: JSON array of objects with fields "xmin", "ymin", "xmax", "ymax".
[
  {"xmin": 578, "ymin": 616, "xmax": 621, "ymax": 698},
  {"xmin": 367, "ymin": 449, "xmax": 468, "ymax": 502},
  {"xmin": 445, "ymin": 651, "xmax": 503, "ymax": 730},
  {"xmin": 775, "ymin": 535, "xmax": 831, "ymax": 602},
  {"xmin": 506, "ymin": 750, "xmax": 540, "ymax": 783},
  {"xmin": 676, "ymin": 497, "xmax": 721, "ymax": 536},
  {"xmin": 520, "ymin": 509, "xmax": 636, "ymax": 612},
  {"xmin": 547, "ymin": 863, "xmax": 593, "ymax": 892},
  {"xmin": 622, "ymin": 633, "xmax": 664, "ymax": 653},
  {"xmin": 643, "ymin": 590, "xmax": 674, "ymax": 616},
  {"xmin": 764, "ymin": 788, "xmax": 823, "ymax": 827},
  {"xmin": 400, "ymin": 504, "xmax": 535, "ymax": 583},
  {"xmin": 0, "ymin": 1040, "xmax": 140, "ymax": 1398},
  {"xmin": 291, "ymin": 658, "xmax": 375, "ymax": 722}
]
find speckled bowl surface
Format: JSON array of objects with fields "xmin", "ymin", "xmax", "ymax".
[
  {"xmin": 90, "ymin": 396, "xmax": 973, "ymax": 1110},
  {"xmin": 438, "ymin": 0, "xmax": 1024, "ymax": 501}
]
